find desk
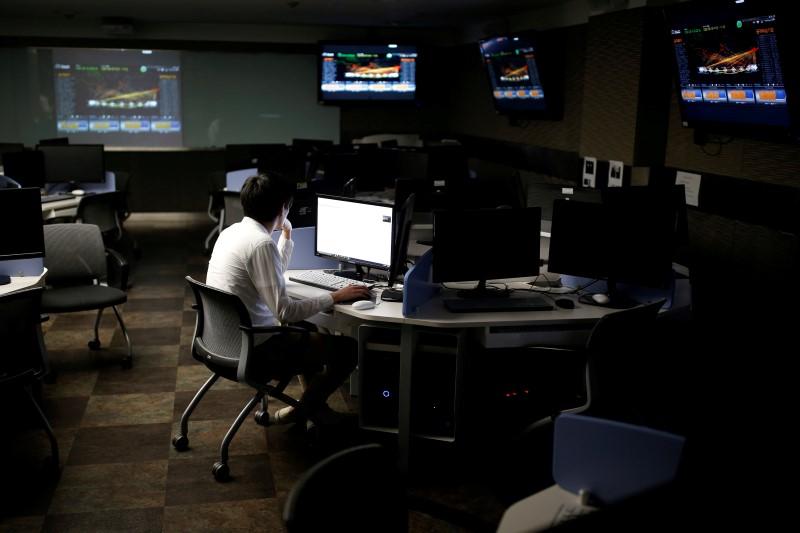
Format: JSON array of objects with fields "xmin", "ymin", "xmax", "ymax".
[
  {"xmin": 0, "ymin": 270, "xmax": 47, "ymax": 297},
  {"xmin": 41, "ymin": 196, "xmax": 80, "ymax": 220},
  {"xmin": 286, "ymin": 271, "xmax": 616, "ymax": 473}
]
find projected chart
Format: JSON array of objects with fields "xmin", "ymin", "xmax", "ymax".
[{"xmin": 54, "ymin": 48, "xmax": 182, "ymax": 147}]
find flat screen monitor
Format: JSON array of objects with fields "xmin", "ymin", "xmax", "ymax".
[
  {"xmin": 433, "ymin": 207, "xmax": 541, "ymax": 287},
  {"xmin": 0, "ymin": 187, "xmax": 45, "ymax": 260},
  {"xmin": 38, "ymin": 144, "xmax": 105, "ymax": 184},
  {"xmin": 225, "ymin": 144, "xmax": 289, "ymax": 172},
  {"xmin": 547, "ymin": 199, "xmax": 611, "ymax": 281},
  {"xmin": 665, "ymin": 0, "xmax": 794, "ymax": 135},
  {"xmin": 315, "ymin": 195, "xmax": 394, "ymax": 270},
  {"xmin": 38, "ymin": 137, "xmax": 69, "ymax": 146},
  {"xmin": 601, "ymin": 187, "xmax": 683, "ymax": 290},
  {"xmin": 478, "ymin": 34, "xmax": 550, "ymax": 115},
  {"xmin": 319, "ymin": 43, "xmax": 418, "ymax": 102},
  {"xmin": 1, "ymin": 151, "xmax": 45, "ymax": 189}
]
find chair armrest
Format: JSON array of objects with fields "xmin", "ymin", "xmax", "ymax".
[
  {"xmin": 240, "ymin": 325, "xmax": 310, "ymax": 335},
  {"xmin": 106, "ymin": 248, "xmax": 130, "ymax": 290}
]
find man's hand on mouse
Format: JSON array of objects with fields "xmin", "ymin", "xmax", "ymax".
[{"xmin": 331, "ymin": 285, "xmax": 371, "ymax": 303}]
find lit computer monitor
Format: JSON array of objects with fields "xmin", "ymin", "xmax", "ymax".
[
  {"xmin": 1, "ymin": 151, "xmax": 45, "ymax": 189},
  {"xmin": 0, "ymin": 187, "xmax": 45, "ymax": 261},
  {"xmin": 433, "ymin": 207, "xmax": 541, "ymax": 297},
  {"xmin": 315, "ymin": 195, "xmax": 394, "ymax": 273},
  {"xmin": 38, "ymin": 144, "xmax": 105, "ymax": 185}
]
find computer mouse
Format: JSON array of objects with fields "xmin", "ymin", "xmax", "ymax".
[
  {"xmin": 71, "ymin": 189, "xmax": 85, "ymax": 196},
  {"xmin": 591, "ymin": 293, "xmax": 610, "ymax": 305},
  {"xmin": 555, "ymin": 298, "xmax": 575, "ymax": 309},
  {"xmin": 352, "ymin": 300, "xmax": 376, "ymax": 310}
]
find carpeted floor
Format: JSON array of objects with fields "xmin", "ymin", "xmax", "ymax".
[{"xmin": 0, "ymin": 213, "xmax": 508, "ymax": 532}]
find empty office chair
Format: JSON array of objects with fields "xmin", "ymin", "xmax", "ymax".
[
  {"xmin": 174, "ymin": 277, "xmax": 305, "ymax": 481},
  {"xmin": 0, "ymin": 287, "xmax": 59, "ymax": 473},
  {"xmin": 41, "ymin": 224, "xmax": 133, "ymax": 368},
  {"xmin": 283, "ymin": 443, "xmax": 406, "ymax": 533},
  {"xmin": 76, "ymin": 192, "xmax": 123, "ymax": 245},
  {"xmin": 497, "ymin": 413, "xmax": 685, "ymax": 533},
  {"xmin": 204, "ymin": 190, "xmax": 246, "ymax": 255}
]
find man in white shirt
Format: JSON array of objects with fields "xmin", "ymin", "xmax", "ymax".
[{"xmin": 206, "ymin": 174, "xmax": 370, "ymax": 425}]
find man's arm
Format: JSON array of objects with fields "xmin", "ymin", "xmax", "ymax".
[{"xmin": 249, "ymin": 241, "xmax": 333, "ymax": 324}]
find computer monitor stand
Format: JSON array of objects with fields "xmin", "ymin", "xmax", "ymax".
[
  {"xmin": 332, "ymin": 264, "xmax": 365, "ymax": 281},
  {"xmin": 456, "ymin": 279, "xmax": 509, "ymax": 299}
]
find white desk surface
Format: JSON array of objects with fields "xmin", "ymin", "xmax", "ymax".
[
  {"xmin": 41, "ymin": 196, "xmax": 80, "ymax": 220},
  {"xmin": 285, "ymin": 271, "xmax": 612, "ymax": 328},
  {"xmin": 0, "ymin": 269, "xmax": 47, "ymax": 297}
]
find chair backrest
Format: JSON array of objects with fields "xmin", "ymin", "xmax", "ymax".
[
  {"xmin": 582, "ymin": 299, "xmax": 666, "ymax": 423},
  {"xmin": 221, "ymin": 191, "xmax": 244, "ymax": 229},
  {"xmin": 185, "ymin": 276, "xmax": 252, "ymax": 371},
  {"xmin": 0, "ymin": 287, "xmax": 47, "ymax": 383},
  {"xmin": 283, "ymin": 443, "xmax": 406, "ymax": 533},
  {"xmin": 553, "ymin": 413, "xmax": 685, "ymax": 505},
  {"xmin": 76, "ymin": 192, "xmax": 122, "ymax": 240},
  {"xmin": 43, "ymin": 223, "xmax": 107, "ymax": 286}
]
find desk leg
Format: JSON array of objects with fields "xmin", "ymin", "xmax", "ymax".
[{"xmin": 397, "ymin": 324, "xmax": 415, "ymax": 476}]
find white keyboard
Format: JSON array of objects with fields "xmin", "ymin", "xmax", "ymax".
[{"xmin": 288, "ymin": 270, "xmax": 372, "ymax": 292}]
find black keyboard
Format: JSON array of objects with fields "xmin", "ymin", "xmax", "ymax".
[
  {"xmin": 443, "ymin": 296, "xmax": 553, "ymax": 313},
  {"xmin": 41, "ymin": 194, "xmax": 75, "ymax": 203}
]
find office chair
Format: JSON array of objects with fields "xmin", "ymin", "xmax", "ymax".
[
  {"xmin": 174, "ymin": 277, "xmax": 305, "ymax": 482},
  {"xmin": 0, "ymin": 287, "xmax": 60, "ymax": 473},
  {"xmin": 76, "ymin": 192, "xmax": 123, "ymax": 245},
  {"xmin": 41, "ymin": 223, "xmax": 133, "ymax": 368},
  {"xmin": 497, "ymin": 413, "xmax": 685, "ymax": 533},
  {"xmin": 283, "ymin": 443, "xmax": 406, "ymax": 533},
  {"xmin": 203, "ymin": 190, "xmax": 245, "ymax": 255},
  {"xmin": 525, "ymin": 298, "xmax": 668, "ymax": 432}
]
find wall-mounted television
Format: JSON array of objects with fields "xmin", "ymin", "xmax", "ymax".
[
  {"xmin": 478, "ymin": 34, "xmax": 557, "ymax": 117},
  {"xmin": 665, "ymin": 0, "xmax": 796, "ymax": 137},
  {"xmin": 318, "ymin": 43, "xmax": 418, "ymax": 103}
]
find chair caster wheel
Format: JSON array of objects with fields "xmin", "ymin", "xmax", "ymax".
[
  {"xmin": 88, "ymin": 340, "xmax": 101, "ymax": 350},
  {"xmin": 172, "ymin": 435, "xmax": 189, "ymax": 451},
  {"xmin": 254, "ymin": 410, "xmax": 271, "ymax": 427},
  {"xmin": 212, "ymin": 461, "xmax": 230, "ymax": 482},
  {"xmin": 121, "ymin": 357, "xmax": 133, "ymax": 369}
]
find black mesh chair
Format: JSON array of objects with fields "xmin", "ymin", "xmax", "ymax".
[
  {"xmin": 173, "ymin": 276, "xmax": 305, "ymax": 482},
  {"xmin": 76, "ymin": 192, "xmax": 123, "ymax": 245},
  {"xmin": 526, "ymin": 299, "xmax": 668, "ymax": 431},
  {"xmin": 0, "ymin": 287, "xmax": 59, "ymax": 473},
  {"xmin": 283, "ymin": 443, "xmax": 406, "ymax": 533},
  {"xmin": 41, "ymin": 223, "xmax": 133, "ymax": 368}
]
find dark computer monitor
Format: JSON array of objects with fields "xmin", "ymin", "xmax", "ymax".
[
  {"xmin": 381, "ymin": 193, "xmax": 416, "ymax": 302},
  {"xmin": 1, "ymin": 150, "xmax": 46, "ymax": 189},
  {"xmin": 601, "ymin": 186, "xmax": 684, "ymax": 290},
  {"xmin": 38, "ymin": 137, "xmax": 69, "ymax": 146},
  {"xmin": 315, "ymin": 194, "xmax": 394, "ymax": 272},
  {"xmin": 38, "ymin": 144, "xmax": 105, "ymax": 184},
  {"xmin": 394, "ymin": 177, "xmax": 457, "ymax": 216},
  {"xmin": 225, "ymin": 144, "xmax": 289, "ymax": 173},
  {"xmin": 548, "ymin": 188, "xmax": 685, "ymax": 308},
  {"xmin": 0, "ymin": 187, "xmax": 45, "ymax": 261},
  {"xmin": 433, "ymin": 207, "xmax": 541, "ymax": 297},
  {"xmin": 460, "ymin": 174, "xmax": 526, "ymax": 209},
  {"xmin": 0, "ymin": 143, "xmax": 25, "ymax": 157},
  {"xmin": 547, "ymin": 199, "xmax": 611, "ymax": 281}
]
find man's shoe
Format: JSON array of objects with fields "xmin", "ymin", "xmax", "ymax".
[{"xmin": 271, "ymin": 406, "xmax": 303, "ymax": 426}]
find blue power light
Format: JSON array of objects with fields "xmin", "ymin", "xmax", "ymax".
[{"xmin": 382, "ymin": 390, "xmax": 391, "ymax": 398}]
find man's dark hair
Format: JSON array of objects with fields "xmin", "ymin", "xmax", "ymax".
[{"xmin": 240, "ymin": 173, "xmax": 295, "ymax": 223}]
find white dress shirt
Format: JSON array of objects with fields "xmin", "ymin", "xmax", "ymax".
[{"xmin": 206, "ymin": 217, "xmax": 334, "ymax": 338}]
